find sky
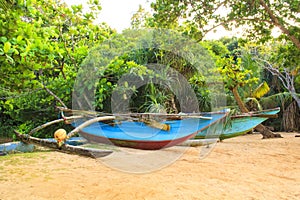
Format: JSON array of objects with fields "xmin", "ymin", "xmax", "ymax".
[
  {"xmin": 97, "ymin": 0, "xmax": 154, "ymax": 32},
  {"xmin": 64, "ymin": 0, "xmax": 153, "ymax": 32},
  {"xmin": 63, "ymin": 0, "xmax": 243, "ymax": 40}
]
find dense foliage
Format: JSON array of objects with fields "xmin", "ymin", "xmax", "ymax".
[
  {"xmin": 0, "ymin": 0, "xmax": 114, "ymax": 138},
  {"xmin": 76, "ymin": 29, "xmax": 219, "ymax": 114}
]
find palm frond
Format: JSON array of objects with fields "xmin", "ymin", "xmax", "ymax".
[
  {"xmin": 260, "ymin": 92, "xmax": 293, "ymax": 108},
  {"xmin": 252, "ymin": 81, "xmax": 270, "ymax": 99},
  {"xmin": 245, "ymin": 97, "xmax": 262, "ymax": 110}
]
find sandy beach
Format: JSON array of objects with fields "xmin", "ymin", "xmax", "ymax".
[{"xmin": 0, "ymin": 132, "xmax": 299, "ymax": 200}]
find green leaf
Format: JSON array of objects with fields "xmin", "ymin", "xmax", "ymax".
[
  {"xmin": 7, "ymin": 48, "xmax": 15, "ymax": 54},
  {"xmin": 0, "ymin": 36, "xmax": 7, "ymax": 43},
  {"xmin": 4, "ymin": 100, "xmax": 14, "ymax": 111},
  {"xmin": 5, "ymin": 54, "xmax": 14, "ymax": 64},
  {"xmin": 3, "ymin": 41, "xmax": 11, "ymax": 53},
  {"xmin": 16, "ymin": 35, "xmax": 23, "ymax": 43},
  {"xmin": 14, "ymin": 48, "xmax": 19, "ymax": 54},
  {"xmin": 20, "ymin": 52, "xmax": 27, "ymax": 57}
]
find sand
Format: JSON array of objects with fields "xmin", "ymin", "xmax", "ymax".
[{"xmin": 0, "ymin": 132, "xmax": 299, "ymax": 200}]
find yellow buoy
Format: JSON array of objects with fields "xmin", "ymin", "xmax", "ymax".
[{"xmin": 54, "ymin": 129, "xmax": 67, "ymax": 147}]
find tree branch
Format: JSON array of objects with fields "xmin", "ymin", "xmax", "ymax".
[
  {"xmin": 42, "ymin": 83, "xmax": 68, "ymax": 108},
  {"xmin": 202, "ymin": 17, "xmax": 273, "ymax": 39},
  {"xmin": 64, "ymin": 40, "xmax": 78, "ymax": 70},
  {"xmin": 259, "ymin": 0, "xmax": 300, "ymax": 50},
  {"xmin": 255, "ymin": 57, "xmax": 300, "ymax": 108}
]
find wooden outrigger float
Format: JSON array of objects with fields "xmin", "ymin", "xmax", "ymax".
[
  {"xmin": 12, "ymin": 115, "xmax": 115, "ymax": 158},
  {"xmin": 14, "ymin": 131, "xmax": 112, "ymax": 158}
]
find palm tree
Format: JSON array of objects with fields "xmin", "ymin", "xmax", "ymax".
[
  {"xmin": 218, "ymin": 55, "xmax": 282, "ymax": 138},
  {"xmin": 245, "ymin": 81, "xmax": 270, "ymax": 111}
]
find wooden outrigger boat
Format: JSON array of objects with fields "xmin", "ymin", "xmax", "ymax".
[
  {"xmin": 10, "ymin": 109, "xmax": 228, "ymax": 156},
  {"xmin": 194, "ymin": 107, "xmax": 280, "ymax": 139},
  {"xmin": 72, "ymin": 110, "xmax": 230, "ymax": 150},
  {"xmin": 10, "ymin": 107, "xmax": 278, "ymax": 155},
  {"xmin": 180, "ymin": 107, "xmax": 280, "ymax": 146}
]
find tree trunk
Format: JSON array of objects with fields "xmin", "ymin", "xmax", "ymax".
[
  {"xmin": 283, "ymin": 101, "xmax": 300, "ymax": 132},
  {"xmin": 291, "ymin": 92, "xmax": 300, "ymax": 110},
  {"xmin": 231, "ymin": 86, "xmax": 282, "ymax": 138},
  {"xmin": 231, "ymin": 86, "xmax": 249, "ymax": 113},
  {"xmin": 254, "ymin": 124, "xmax": 282, "ymax": 139}
]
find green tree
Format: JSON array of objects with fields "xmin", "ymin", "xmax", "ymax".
[
  {"xmin": 0, "ymin": 0, "xmax": 114, "ymax": 138},
  {"xmin": 131, "ymin": 5, "xmax": 152, "ymax": 29},
  {"xmin": 151, "ymin": 0, "xmax": 300, "ymax": 48},
  {"xmin": 199, "ymin": 39, "xmax": 281, "ymax": 137},
  {"xmin": 216, "ymin": 53, "xmax": 281, "ymax": 138}
]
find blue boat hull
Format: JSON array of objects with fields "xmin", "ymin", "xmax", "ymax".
[{"xmin": 76, "ymin": 111, "xmax": 229, "ymax": 150}]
